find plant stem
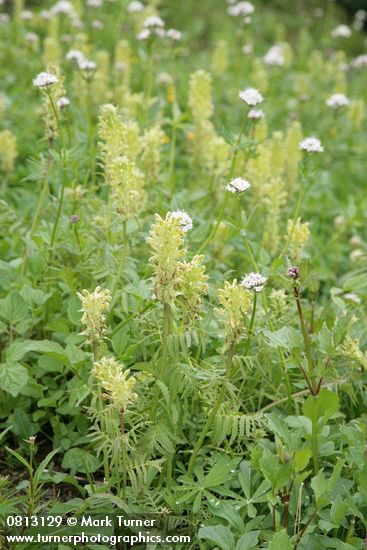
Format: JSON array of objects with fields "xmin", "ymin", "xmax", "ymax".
[
  {"xmin": 112, "ymin": 221, "xmax": 127, "ymax": 295},
  {"xmin": 311, "ymin": 395, "xmax": 319, "ymax": 474},
  {"xmin": 244, "ymin": 293, "xmax": 257, "ymax": 355},
  {"xmin": 120, "ymin": 407, "xmax": 127, "ymax": 499},
  {"xmin": 149, "ymin": 303, "xmax": 171, "ymax": 422},
  {"xmin": 187, "ymin": 343, "xmax": 235, "ymax": 477},
  {"xmin": 196, "ymin": 115, "xmax": 247, "ymax": 255}
]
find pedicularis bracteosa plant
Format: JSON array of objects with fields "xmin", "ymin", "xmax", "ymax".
[{"xmin": 1, "ymin": 0, "xmax": 367, "ymax": 548}]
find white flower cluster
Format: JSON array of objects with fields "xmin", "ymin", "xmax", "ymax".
[
  {"xmin": 351, "ymin": 54, "xmax": 367, "ymax": 69},
  {"xmin": 226, "ymin": 177, "xmax": 251, "ymax": 194},
  {"xmin": 242, "ymin": 44, "xmax": 253, "ymax": 55},
  {"xmin": 263, "ymin": 44, "xmax": 285, "ymax": 66},
  {"xmin": 127, "ymin": 1, "xmax": 144, "ymax": 13},
  {"xmin": 228, "ymin": 1, "xmax": 254, "ymax": 16},
  {"xmin": 331, "ymin": 24, "xmax": 351, "ymax": 38},
  {"xmin": 57, "ymin": 96, "xmax": 70, "ymax": 108},
  {"xmin": 66, "ymin": 49, "xmax": 96, "ymax": 72},
  {"xmin": 326, "ymin": 93, "xmax": 350, "ymax": 109},
  {"xmin": 137, "ymin": 16, "xmax": 181, "ymax": 41},
  {"xmin": 87, "ymin": 0, "xmax": 102, "ymax": 7},
  {"xmin": 168, "ymin": 211, "xmax": 193, "ymax": 232},
  {"xmin": 300, "ymin": 137, "xmax": 324, "ymax": 153},
  {"xmin": 248, "ymin": 108, "xmax": 264, "ymax": 120},
  {"xmin": 33, "ymin": 71, "xmax": 58, "ymax": 88},
  {"xmin": 242, "ymin": 272, "xmax": 267, "ymax": 293},
  {"xmin": 239, "ymin": 88, "xmax": 263, "ymax": 106},
  {"xmin": 50, "ymin": 0, "xmax": 76, "ymax": 16}
]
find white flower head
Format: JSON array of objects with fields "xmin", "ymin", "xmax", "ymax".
[
  {"xmin": 326, "ymin": 93, "xmax": 350, "ymax": 109},
  {"xmin": 248, "ymin": 108, "xmax": 264, "ymax": 120},
  {"xmin": 127, "ymin": 0, "xmax": 144, "ymax": 13},
  {"xmin": 92, "ymin": 19, "xmax": 104, "ymax": 29},
  {"xmin": 57, "ymin": 96, "xmax": 70, "ymax": 108},
  {"xmin": 0, "ymin": 13, "xmax": 10, "ymax": 23},
  {"xmin": 21, "ymin": 10, "xmax": 33, "ymax": 20},
  {"xmin": 300, "ymin": 137, "xmax": 324, "ymax": 153},
  {"xmin": 263, "ymin": 44, "xmax": 285, "ymax": 66},
  {"xmin": 228, "ymin": 1, "xmax": 254, "ymax": 16},
  {"xmin": 87, "ymin": 0, "xmax": 102, "ymax": 7},
  {"xmin": 242, "ymin": 43, "xmax": 253, "ymax": 55},
  {"xmin": 166, "ymin": 28, "xmax": 182, "ymax": 41},
  {"xmin": 168, "ymin": 211, "xmax": 193, "ymax": 232},
  {"xmin": 50, "ymin": 0, "xmax": 76, "ymax": 16},
  {"xmin": 78, "ymin": 59, "xmax": 97, "ymax": 72},
  {"xmin": 137, "ymin": 29, "xmax": 150, "ymax": 40},
  {"xmin": 351, "ymin": 54, "xmax": 367, "ymax": 69},
  {"xmin": 33, "ymin": 72, "xmax": 58, "ymax": 88},
  {"xmin": 66, "ymin": 49, "xmax": 85, "ymax": 63},
  {"xmin": 239, "ymin": 87, "xmax": 263, "ymax": 106},
  {"xmin": 25, "ymin": 32, "xmax": 39, "ymax": 43},
  {"xmin": 242, "ymin": 272, "xmax": 267, "ymax": 293},
  {"xmin": 331, "ymin": 24, "xmax": 351, "ymax": 38},
  {"xmin": 144, "ymin": 15, "xmax": 164, "ymax": 28},
  {"xmin": 226, "ymin": 177, "xmax": 251, "ymax": 194}
]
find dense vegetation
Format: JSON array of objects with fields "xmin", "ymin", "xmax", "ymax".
[{"xmin": 0, "ymin": 0, "xmax": 367, "ymax": 548}]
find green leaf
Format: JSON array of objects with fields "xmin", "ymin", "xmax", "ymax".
[
  {"xmin": 259, "ymin": 449, "xmax": 279, "ymax": 489},
  {"xmin": 268, "ymin": 529, "xmax": 292, "ymax": 550},
  {"xmin": 34, "ymin": 448, "xmax": 60, "ymax": 487},
  {"xmin": 8, "ymin": 409, "xmax": 38, "ymax": 439},
  {"xmin": 311, "ymin": 470, "xmax": 328, "ymax": 508},
  {"xmin": 0, "ymin": 362, "xmax": 29, "ymax": 396},
  {"xmin": 294, "ymin": 448, "xmax": 311, "ymax": 472},
  {"xmin": 198, "ymin": 525, "xmax": 235, "ymax": 550},
  {"xmin": 303, "ymin": 390, "xmax": 339, "ymax": 424},
  {"xmin": 330, "ymin": 495, "xmax": 348, "ymax": 525},
  {"xmin": 263, "ymin": 327, "xmax": 301, "ymax": 350},
  {"xmin": 6, "ymin": 339, "xmax": 70, "ymax": 366},
  {"xmin": 61, "ymin": 448, "xmax": 100, "ymax": 474},
  {"xmin": 358, "ymin": 465, "xmax": 367, "ymax": 503},
  {"xmin": 0, "ymin": 292, "xmax": 28, "ymax": 325},
  {"xmin": 235, "ymin": 531, "xmax": 259, "ymax": 550}
]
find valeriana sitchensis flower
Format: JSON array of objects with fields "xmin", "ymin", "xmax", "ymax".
[
  {"xmin": 33, "ymin": 71, "xmax": 58, "ymax": 88},
  {"xmin": 147, "ymin": 213, "xmax": 187, "ymax": 304},
  {"xmin": 57, "ymin": 96, "xmax": 70, "ymax": 108},
  {"xmin": 242, "ymin": 272, "xmax": 267, "ymax": 293},
  {"xmin": 66, "ymin": 49, "xmax": 85, "ymax": 64},
  {"xmin": 93, "ymin": 356, "xmax": 138, "ymax": 410},
  {"xmin": 227, "ymin": 1, "xmax": 254, "ymax": 16},
  {"xmin": 331, "ymin": 24, "xmax": 351, "ymax": 38},
  {"xmin": 248, "ymin": 108, "xmax": 264, "ymax": 120},
  {"xmin": 217, "ymin": 280, "xmax": 252, "ymax": 345},
  {"xmin": 168, "ymin": 211, "xmax": 193, "ymax": 232},
  {"xmin": 166, "ymin": 28, "xmax": 182, "ymax": 41},
  {"xmin": 127, "ymin": 1, "xmax": 144, "ymax": 13},
  {"xmin": 287, "ymin": 265, "xmax": 300, "ymax": 280},
  {"xmin": 77, "ymin": 286, "xmax": 112, "ymax": 343},
  {"xmin": 351, "ymin": 54, "xmax": 367, "ymax": 69},
  {"xmin": 326, "ymin": 93, "xmax": 350, "ymax": 109},
  {"xmin": 144, "ymin": 15, "xmax": 164, "ymax": 28},
  {"xmin": 242, "ymin": 44, "xmax": 253, "ymax": 55},
  {"xmin": 299, "ymin": 137, "xmax": 324, "ymax": 153},
  {"xmin": 226, "ymin": 177, "xmax": 251, "ymax": 193},
  {"xmin": 263, "ymin": 45, "xmax": 285, "ymax": 66},
  {"xmin": 239, "ymin": 87, "xmax": 263, "ymax": 106}
]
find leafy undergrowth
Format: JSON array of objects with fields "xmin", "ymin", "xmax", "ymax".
[{"xmin": 0, "ymin": 0, "xmax": 367, "ymax": 548}]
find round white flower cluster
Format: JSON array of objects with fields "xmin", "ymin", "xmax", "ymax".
[
  {"xmin": 65, "ymin": 49, "xmax": 96, "ymax": 72},
  {"xmin": 168, "ymin": 211, "xmax": 193, "ymax": 233},
  {"xmin": 331, "ymin": 24, "xmax": 351, "ymax": 38},
  {"xmin": 87, "ymin": 0, "xmax": 102, "ymax": 7},
  {"xmin": 248, "ymin": 108, "xmax": 264, "ymax": 120},
  {"xmin": 144, "ymin": 15, "xmax": 164, "ymax": 28},
  {"xmin": 50, "ymin": 0, "xmax": 76, "ymax": 16},
  {"xmin": 242, "ymin": 272, "xmax": 267, "ymax": 293},
  {"xmin": 326, "ymin": 93, "xmax": 350, "ymax": 109},
  {"xmin": 228, "ymin": 1, "xmax": 254, "ymax": 16},
  {"xmin": 263, "ymin": 44, "xmax": 285, "ymax": 66},
  {"xmin": 226, "ymin": 177, "xmax": 251, "ymax": 194},
  {"xmin": 239, "ymin": 88, "xmax": 263, "ymax": 106},
  {"xmin": 33, "ymin": 71, "xmax": 58, "ymax": 88},
  {"xmin": 57, "ymin": 96, "xmax": 70, "ymax": 108},
  {"xmin": 166, "ymin": 28, "xmax": 182, "ymax": 41},
  {"xmin": 127, "ymin": 1, "xmax": 144, "ymax": 13},
  {"xmin": 299, "ymin": 137, "xmax": 324, "ymax": 153},
  {"xmin": 242, "ymin": 44, "xmax": 253, "ymax": 55},
  {"xmin": 351, "ymin": 54, "xmax": 367, "ymax": 70}
]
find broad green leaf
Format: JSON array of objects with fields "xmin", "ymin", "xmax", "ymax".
[
  {"xmin": 294, "ymin": 448, "xmax": 311, "ymax": 472},
  {"xmin": 330, "ymin": 495, "xmax": 348, "ymax": 525},
  {"xmin": 0, "ymin": 292, "xmax": 28, "ymax": 325},
  {"xmin": 263, "ymin": 327, "xmax": 301, "ymax": 350},
  {"xmin": 198, "ymin": 525, "xmax": 235, "ymax": 550},
  {"xmin": 268, "ymin": 529, "xmax": 292, "ymax": 550},
  {"xmin": 311, "ymin": 470, "xmax": 328, "ymax": 508},
  {"xmin": 303, "ymin": 390, "xmax": 339, "ymax": 424},
  {"xmin": 61, "ymin": 448, "xmax": 100, "ymax": 473},
  {"xmin": 6, "ymin": 339, "xmax": 70, "ymax": 366},
  {"xmin": 235, "ymin": 530, "xmax": 259, "ymax": 550},
  {"xmin": 0, "ymin": 362, "xmax": 29, "ymax": 396}
]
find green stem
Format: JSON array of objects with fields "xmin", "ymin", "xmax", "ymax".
[
  {"xmin": 187, "ymin": 343, "xmax": 235, "ymax": 477},
  {"xmin": 112, "ymin": 221, "xmax": 127, "ymax": 295},
  {"xmin": 294, "ymin": 286, "xmax": 314, "ymax": 385},
  {"xmin": 196, "ymin": 115, "xmax": 247, "ymax": 255},
  {"xmin": 149, "ymin": 303, "xmax": 171, "ymax": 422},
  {"xmin": 244, "ymin": 293, "xmax": 257, "ymax": 355},
  {"xmin": 168, "ymin": 115, "xmax": 177, "ymax": 193},
  {"xmin": 311, "ymin": 395, "xmax": 319, "ymax": 474}
]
